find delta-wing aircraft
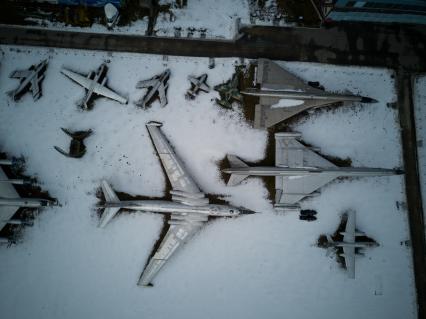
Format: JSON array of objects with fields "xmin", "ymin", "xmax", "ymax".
[
  {"xmin": 186, "ymin": 73, "xmax": 210, "ymax": 98},
  {"xmin": 0, "ymin": 159, "xmax": 57, "ymax": 243},
  {"xmin": 61, "ymin": 63, "xmax": 128, "ymax": 109},
  {"xmin": 223, "ymin": 132, "xmax": 400, "ymax": 211},
  {"xmin": 241, "ymin": 59, "xmax": 377, "ymax": 129},
  {"xmin": 135, "ymin": 69, "xmax": 170, "ymax": 108},
  {"xmin": 98, "ymin": 122, "xmax": 255, "ymax": 286},
  {"xmin": 322, "ymin": 210, "xmax": 378, "ymax": 278},
  {"xmin": 8, "ymin": 59, "xmax": 48, "ymax": 101}
]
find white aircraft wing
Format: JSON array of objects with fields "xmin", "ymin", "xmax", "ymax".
[
  {"xmin": 138, "ymin": 213, "xmax": 208, "ymax": 286},
  {"xmin": 61, "ymin": 68, "xmax": 127, "ymax": 104},
  {"xmin": 342, "ymin": 246, "xmax": 356, "ymax": 279},
  {"xmin": 199, "ymin": 83, "xmax": 210, "ymax": 92},
  {"xmin": 188, "ymin": 76, "xmax": 198, "ymax": 86},
  {"xmin": 146, "ymin": 123, "xmax": 207, "ymax": 204},
  {"xmin": 343, "ymin": 210, "xmax": 356, "ymax": 243},
  {"xmin": 9, "ymin": 70, "xmax": 32, "ymax": 79},
  {"xmin": 136, "ymin": 78, "xmax": 158, "ymax": 89},
  {"xmin": 30, "ymin": 76, "xmax": 41, "ymax": 99},
  {"xmin": 275, "ymin": 133, "xmax": 337, "ymax": 205},
  {"xmin": 0, "ymin": 166, "xmax": 20, "ymax": 231},
  {"xmin": 92, "ymin": 83, "xmax": 127, "ymax": 104},
  {"xmin": 158, "ymin": 84, "xmax": 167, "ymax": 107}
]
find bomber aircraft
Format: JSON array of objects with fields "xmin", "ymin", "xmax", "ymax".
[
  {"xmin": 8, "ymin": 59, "xmax": 48, "ymax": 101},
  {"xmin": 135, "ymin": 69, "xmax": 170, "ymax": 108},
  {"xmin": 223, "ymin": 132, "xmax": 400, "ymax": 212},
  {"xmin": 61, "ymin": 63, "xmax": 128, "ymax": 109},
  {"xmin": 98, "ymin": 122, "xmax": 255, "ymax": 286},
  {"xmin": 242, "ymin": 59, "xmax": 377, "ymax": 129}
]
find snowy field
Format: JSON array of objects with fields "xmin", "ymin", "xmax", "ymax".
[
  {"xmin": 25, "ymin": 0, "xmax": 253, "ymax": 39},
  {"xmin": 413, "ymin": 75, "xmax": 426, "ymax": 233},
  {"xmin": 0, "ymin": 45, "xmax": 416, "ymax": 319}
]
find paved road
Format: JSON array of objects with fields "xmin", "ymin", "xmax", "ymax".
[
  {"xmin": 0, "ymin": 23, "xmax": 425, "ymax": 71},
  {"xmin": 0, "ymin": 22, "xmax": 425, "ymax": 318}
]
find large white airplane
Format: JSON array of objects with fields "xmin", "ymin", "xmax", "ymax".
[
  {"xmin": 241, "ymin": 59, "xmax": 377, "ymax": 129},
  {"xmin": 323, "ymin": 210, "xmax": 378, "ymax": 278},
  {"xmin": 8, "ymin": 59, "xmax": 48, "ymax": 101},
  {"xmin": 135, "ymin": 69, "xmax": 170, "ymax": 108},
  {"xmin": 223, "ymin": 132, "xmax": 400, "ymax": 212},
  {"xmin": 0, "ymin": 158, "xmax": 57, "ymax": 244},
  {"xmin": 61, "ymin": 63, "xmax": 128, "ymax": 109},
  {"xmin": 98, "ymin": 122, "xmax": 255, "ymax": 286}
]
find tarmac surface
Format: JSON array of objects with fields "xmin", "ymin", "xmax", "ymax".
[{"xmin": 0, "ymin": 21, "xmax": 425, "ymax": 318}]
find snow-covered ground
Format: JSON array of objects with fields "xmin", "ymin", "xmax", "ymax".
[
  {"xmin": 0, "ymin": 45, "xmax": 416, "ymax": 319},
  {"xmin": 413, "ymin": 75, "xmax": 426, "ymax": 233}
]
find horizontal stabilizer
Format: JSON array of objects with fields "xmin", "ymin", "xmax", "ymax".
[
  {"xmin": 227, "ymin": 173, "xmax": 249, "ymax": 186},
  {"xmin": 98, "ymin": 180, "xmax": 120, "ymax": 228}
]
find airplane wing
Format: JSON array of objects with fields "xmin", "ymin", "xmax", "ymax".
[
  {"xmin": 158, "ymin": 84, "xmax": 167, "ymax": 107},
  {"xmin": 0, "ymin": 166, "xmax": 20, "ymax": 231},
  {"xmin": 30, "ymin": 76, "xmax": 41, "ymax": 99},
  {"xmin": 342, "ymin": 246, "xmax": 356, "ymax": 279},
  {"xmin": 275, "ymin": 133, "xmax": 337, "ymax": 205},
  {"xmin": 9, "ymin": 70, "xmax": 32, "ymax": 79},
  {"xmin": 146, "ymin": 122, "xmax": 208, "ymax": 205},
  {"xmin": 61, "ymin": 68, "xmax": 127, "ymax": 104},
  {"xmin": 199, "ymin": 83, "xmax": 210, "ymax": 92},
  {"xmin": 92, "ymin": 83, "xmax": 128, "ymax": 104},
  {"xmin": 61, "ymin": 68, "xmax": 93, "ymax": 90},
  {"xmin": 136, "ymin": 78, "xmax": 158, "ymax": 89},
  {"xmin": 138, "ymin": 213, "xmax": 208, "ymax": 286},
  {"xmin": 343, "ymin": 210, "xmax": 356, "ymax": 243}
]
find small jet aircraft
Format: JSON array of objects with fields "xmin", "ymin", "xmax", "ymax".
[
  {"xmin": 0, "ymin": 158, "xmax": 57, "ymax": 243},
  {"xmin": 61, "ymin": 63, "xmax": 128, "ymax": 109},
  {"xmin": 223, "ymin": 132, "xmax": 400, "ymax": 211},
  {"xmin": 214, "ymin": 73, "xmax": 242, "ymax": 109},
  {"xmin": 135, "ymin": 69, "xmax": 170, "ymax": 108},
  {"xmin": 186, "ymin": 74, "xmax": 210, "ymax": 98},
  {"xmin": 8, "ymin": 59, "xmax": 48, "ymax": 101},
  {"xmin": 320, "ymin": 210, "xmax": 378, "ymax": 278},
  {"xmin": 241, "ymin": 59, "xmax": 377, "ymax": 129},
  {"xmin": 98, "ymin": 122, "xmax": 255, "ymax": 286}
]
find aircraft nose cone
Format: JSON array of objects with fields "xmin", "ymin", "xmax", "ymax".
[{"xmin": 240, "ymin": 208, "xmax": 257, "ymax": 214}]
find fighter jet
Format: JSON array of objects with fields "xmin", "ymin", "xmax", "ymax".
[
  {"xmin": 223, "ymin": 132, "xmax": 400, "ymax": 211},
  {"xmin": 98, "ymin": 122, "xmax": 255, "ymax": 287},
  {"xmin": 241, "ymin": 59, "xmax": 377, "ymax": 129},
  {"xmin": 8, "ymin": 59, "xmax": 48, "ymax": 101},
  {"xmin": 320, "ymin": 210, "xmax": 378, "ymax": 278},
  {"xmin": 135, "ymin": 69, "xmax": 170, "ymax": 108},
  {"xmin": 214, "ymin": 73, "xmax": 243, "ymax": 109},
  {"xmin": 0, "ymin": 158, "xmax": 57, "ymax": 243},
  {"xmin": 186, "ymin": 74, "xmax": 210, "ymax": 99},
  {"xmin": 61, "ymin": 63, "xmax": 128, "ymax": 109}
]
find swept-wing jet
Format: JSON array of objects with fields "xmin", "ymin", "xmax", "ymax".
[
  {"xmin": 135, "ymin": 69, "xmax": 170, "ymax": 108},
  {"xmin": 98, "ymin": 122, "xmax": 255, "ymax": 286},
  {"xmin": 241, "ymin": 59, "xmax": 377, "ymax": 129},
  {"xmin": 223, "ymin": 132, "xmax": 400, "ymax": 211},
  {"xmin": 214, "ymin": 73, "xmax": 243, "ymax": 109},
  {"xmin": 0, "ymin": 158, "xmax": 57, "ymax": 243},
  {"xmin": 321, "ymin": 210, "xmax": 378, "ymax": 278},
  {"xmin": 186, "ymin": 73, "xmax": 210, "ymax": 98},
  {"xmin": 8, "ymin": 59, "xmax": 48, "ymax": 101},
  {"xmin": 61, "ymin": 63, "xmax": 128, "ymax": 109}
]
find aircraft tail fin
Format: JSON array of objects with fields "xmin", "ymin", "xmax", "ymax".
[{"xmin": 98, "ymin": 180, "xmax": 120, "ymax": 228}]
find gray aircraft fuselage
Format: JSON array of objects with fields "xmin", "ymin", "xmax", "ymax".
[
  {"xmin": 223, "ymin": 166, "xmax": 398, "ymax": 177},
  {"xmin": 12, "ymin": 60, "xmax": 48, "ymax": 100},
  {"xmin": 0, "ymin": 197, "xmax": 55, "ymax": 207},
  {"xmin": 102, "ymin": 200, "xmax": 250, "ymax": 217},
  {"xmin": 242, "ymin": 88, "xmax": 376, "ymax": 103}
]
